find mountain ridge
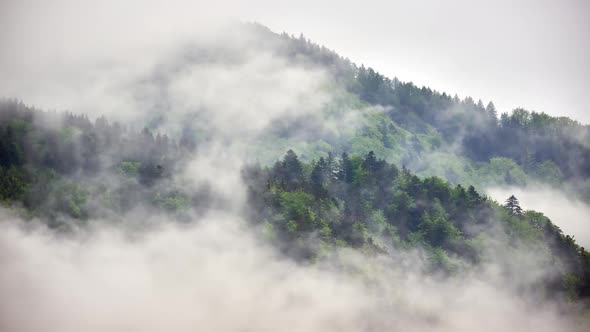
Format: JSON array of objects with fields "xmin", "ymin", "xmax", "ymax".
[{"xmin": 1, "ymin": 22, "xmax": 589, "ymax": 318}]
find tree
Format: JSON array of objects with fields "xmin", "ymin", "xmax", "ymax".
[
  {"xmin": 281, "ymin": 150, "xmax": 304, "ymax": 191},
  {"xmin": 477, "ymin": 99, "xmax": 485, "ymax": 110},
  {"xmin": 310, "ymin": 158, "xmax": 328, "ymax": 199},
  {"xmin": 338, "ymin": 152, "xmax": 354, "ymax": 184},
  {"xmin": 326, "ymin": 152, "xmax": 336, "ymax": 180},
  {"xmin": 363, "ymin": 151, "xmax": 378, "ymax": 173},
  {"xmin": 486, "ymin": 101, "xmax": 498, "ymax": 126},
  {"xmin": 504, "ymin": 195, "xmax": 523, "ymax": 217},
  {"xmin": 467, "ymin": 185, "xmax": 482, "ymax": 206}
]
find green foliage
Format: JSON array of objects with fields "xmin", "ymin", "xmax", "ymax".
[
  {"xmin": 418, "ymin": 212, "xmax": 462, "ymax": 249},
  {"xmin": 2, "ymin": 28, "xmax": 590, "ymax": 301},
  {"xmin": 279, "ymin": 190, "xmax": 314, "ymax": 220},
  {"xmin": 532, "ymin": 160, "xmax": 564, "ymax": 185},
  {"xmin": 475, "ymin": 158, "xmax": 528, "ymax": 187},
  {"xmin": 153, "ymin": 191, "xmax": 190, "ymax": 212},
  {"xmin": 257, "ymin": 33, "xmax": 589, "ymax": 198},
  {"xmin": 428, "ymin": 247, "xmax": 458, "ymax": 274},
  {"xmin": 367, "ymin": 210, "xmax": 387, "ymax": 235},
  {"xmin": 119, "ymin": 161, "xmax": 141, "ymax": 178},
  {"xmin": 0, "ymin": 165, "xmax": 30, "ymax": 201},
  {"xmin": 243, "ymin": 149, "xmax": 590, "ymax": 299},
  {"xmin": 50, "ymin": 181, "xmax": 89, "ymax": 219},
  {"xmin": 564, "ymin": 273, "xmax": 581, "ymax": 301}
]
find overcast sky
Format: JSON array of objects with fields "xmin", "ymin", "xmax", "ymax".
[{"xmin": 1, "ymin": 0, "xmax": 589, "ymax": 122}]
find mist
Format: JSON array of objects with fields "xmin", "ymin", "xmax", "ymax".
[
  {"xmin": 1, "ymin": 1, "xmax": 589, "ymax": 331},
  {"xmin": 487, "ymin": 186, "xmax": 590, "ymax": 248},
  {"xmin": 2, "ymin": 0, "xmax": 589, "ymax": 122},
  {"xmin": 1, "ymin": 210, "xmax": 587, "ymax": 332}
]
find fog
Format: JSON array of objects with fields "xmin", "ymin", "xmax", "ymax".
[
  {"xmin": 2, "ymin": 0, "xmax": 589, "ymax": 122},
  {"xmin": 1, "ymin": 210, "xmax": 587, "ymax": 332},
  {"xmin": 487, "ymin": 186, "xmax": 590, "ymax": 248},
  {"xmin": 0, "ymin": 1, "xmax": 589, "ymax": 331}
]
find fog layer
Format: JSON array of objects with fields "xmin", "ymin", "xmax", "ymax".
[
  {"xmin": 0, "ymin": 3, "xmax": 588, "ymax": 331},
  {"xmin": 1, "ymin": 211, "xmax": 586, "ymax": 332},
  {"xmin": 487, "ymin": 186, "xmax": 590, "ymax": 248}
]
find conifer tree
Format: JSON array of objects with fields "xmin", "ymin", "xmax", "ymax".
[{"xmin": 504, "ymin": 195, "xmax": 523, "ymax": 217}]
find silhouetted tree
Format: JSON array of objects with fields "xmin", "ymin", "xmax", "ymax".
[{"xmin": 504, "ymin": 195, "xmax": 523, "ymax": 217}]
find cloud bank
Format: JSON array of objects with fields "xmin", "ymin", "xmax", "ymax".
[
  {"xmin": 0, "ymin": 2, "xmax": 588, "ymax": 331},
  {"xmin": 0, "ymin": 211, "xmax": 586, "ymax": 332}
]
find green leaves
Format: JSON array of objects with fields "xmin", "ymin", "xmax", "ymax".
[
  {"xmin": 0, "ymin": 165, "xmax": 30, "ymax": 201},
  {"xmin": 118, "ymin": 161, "xmax": 141, "ymax": 178}
]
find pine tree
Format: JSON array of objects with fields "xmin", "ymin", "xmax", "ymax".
[
  {"xmin": 282, "ymin": 149, "xmax": 303, "ymax": 191},
  {"xmin": 310, "ymin": 159, "xmax": 328, "ymax": 199},
  {"xmin": 363, "ymin": 151, "xmax": 378, "ymax": 173},
  {"xmin": 504, "ymin": 195, "xmax": 523, "ymax": 217},
  {"xmin": 338, "ymin": 152, "xmax": 354, "ymax": 184},
  {"xmin": 486, "ymin": 101, "xmax": 498, "ymax": 126},
  {"xmin": 477, "ymin": 99, "xmax": 485, "ymax": 111}
]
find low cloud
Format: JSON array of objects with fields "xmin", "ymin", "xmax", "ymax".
[
  {"xmin": 486, "ymin": 185, "xmax": 590, "ymax": 248},
  {"xmin": 0, "ymin": 211, "xmax": 586, "ymax": 332},
  {"xmin": 1, "ymin": 2, "xmax": 588, "ymax": 331}
]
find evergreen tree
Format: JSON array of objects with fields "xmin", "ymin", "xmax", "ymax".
[
  {"xmin": 504, "ymin": 195, "xmax": 523, "ymax": 217},
  {"xmin": 486, "ymin": 101, "xmax": 498, "ymax": 126},
  {"xmin": 280, "ymin": 149, "xmax": 304, "ymax": 191},
  {"xmin": 338, "ymin": 152, "xmax": 354, "ymax": 184},
  {"xmin": 310, "ymin": 158, "xmax": 328, "ymax": 199},
  {"xmin": 363, "ymin": 151, "xmax": 378, "ymax": 173}
]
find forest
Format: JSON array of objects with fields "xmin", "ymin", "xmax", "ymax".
[
  {"xmin": 266, "ymin": 26, "xmax": 590, "ymax": 199},
  {"xmin": 0, "ymin": 99, "xmax": 589, "ymax": 301},
  {"xmin": 1, "ymin": 22, "xmax": 590, "ymax": 331}
]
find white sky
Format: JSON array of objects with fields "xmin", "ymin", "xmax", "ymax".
[{"xmin": 1, "ymin": 0, "xmax": 589, "ymax": 122}]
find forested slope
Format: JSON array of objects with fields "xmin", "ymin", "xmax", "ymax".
[
  {"xmin": 0, "ymin": 100, "xmax": 588, "ymax": 301},
  {"xmin": 252, "ymin": 24, "xmax": 590, "ymax": 199},
  {"xmin": 1, "ymin": 22, "xmax": 590, "ymax": 309}
]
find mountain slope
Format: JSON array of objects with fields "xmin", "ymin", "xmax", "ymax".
[
  {"xmin": 0, "ymin": 99, "xmax": 589, "ymax": 302},
  {"xmin": 246, "ymin": 24, "xmax": 590, "ymax": 199},
  {"xmin": 1, "ymin": 23, "xmax": 590, "ymax": 327}
]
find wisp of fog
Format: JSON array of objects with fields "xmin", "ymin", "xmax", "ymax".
[
  {"xmin": 487, "ymin": 186, "xmax": 590, "ymax": 248},
  {"xmin": 0, "ymin": 2, "xmax": 588, "ymax": 331}
]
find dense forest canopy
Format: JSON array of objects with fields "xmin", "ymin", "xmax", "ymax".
[
  {"xmin": 268, "ymin": 26, "xmax": 590, "ymax": 198},
  {"xmin": 0, "ymin": 98, "xmax": 589, "ymax": 302},
  {"xmin": 1, "ymin": 22, "xmax": 590, "ymax": 331}
]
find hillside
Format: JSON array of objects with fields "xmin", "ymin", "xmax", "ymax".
[
  {"xmin": 1, "ymin": 22, "xmax": 590, "ymax": 331},
  {"xmin": 263, "ymin": 26, "xmax": 590, "ymax": 199},
  {"xmin": 0, "ymin": 96, "xmax": 589, "ymax": 301},
  {"xmin": 63, "ymin": 23, "xmax": 588, "ymax": 200}
]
